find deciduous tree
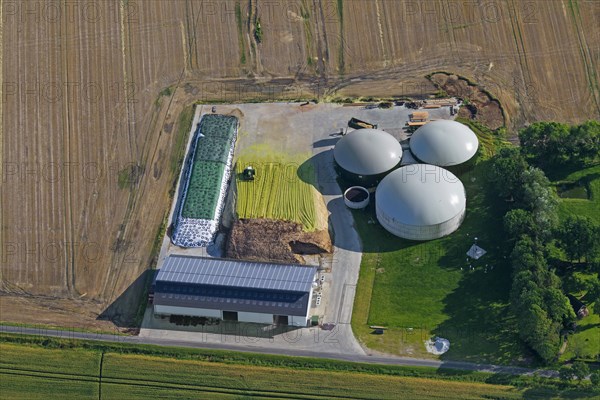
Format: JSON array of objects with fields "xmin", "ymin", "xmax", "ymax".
[
  {"xmin": 519, "ymin": 122, "xmax": 570, "ymax": 166},
  {"xmin": 488, "ymin": 147, "xmax": 528, "ymax": 199},
  {"xmin": 557, "ymin": 216, "xmax": 600, "ymax": 263}
]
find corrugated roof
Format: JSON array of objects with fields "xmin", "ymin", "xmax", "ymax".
[
  {"xmin": 155, "ymin": 256, "xmax": 317, "ymax": 293},
  {"xmin": 153, "ymin": 284, "xmax": 310, "ymax": 316}
]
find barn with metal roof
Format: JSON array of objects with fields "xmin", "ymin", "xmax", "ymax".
[{"xmin": 152, "ymin": 255, "xmax": 318, "ymax": 326}]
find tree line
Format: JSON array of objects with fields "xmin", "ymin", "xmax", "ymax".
[
  {"xmin": 487, "ymin": 121, "xmax": 600, "ymax": 365},
  {"xmin": 519, "ymin": 120, "xmax": 600, "ymax": 170}
]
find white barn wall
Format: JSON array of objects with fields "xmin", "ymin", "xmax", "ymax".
[{"xmin": 237, "ymin": 312, "xmax": 274, "ymax": 324}]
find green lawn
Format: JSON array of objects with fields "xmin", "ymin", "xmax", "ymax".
[
  {"xmin": 560, "ymin": 302, "xmax": 600, "ymax": 361},
  {"xmin": 351, "ymin": 161, "xmax": 528, "ymax": 364},
  {"xmin": 351, "ymin": 127, "xmax": 536, "ymax": 364},
  {"xmin": 351, "ymin": 140, "xmax": 600, "ymax": 365},
  {"xmin": 552, "ymin": 164, "xmax": 600, "ymax": 361},
  {"xmin": 554, "ymin": 164, "xmax": 600, "ymax": 220}
]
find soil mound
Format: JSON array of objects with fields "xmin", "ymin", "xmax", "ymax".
[
  {"xmin": 226, "ymin": 219, "xmax": 332, "ymax": 264},
  {"xmin": 429, "ymin": 73, "xmax": 504, "ymax": 130}
]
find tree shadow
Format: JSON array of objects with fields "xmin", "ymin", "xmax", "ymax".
[
  {"xmin": 433, "ymin": 258, "xmax": 526, "ymax": 365},
  {"xmin": 98, "ymin": 269, "xmax": 156, "ymax": 328},
  {"xmin": 340, "ymin": 194, "xmax": 420, "ymax": 253},
  {"xmin": 544, "ymin": 162, "xmax": 600, "ymax": 182},
  {"xmin": 143, "ymin": 317, "xmax": 302, "ymax": 340},
  {"xmin": 572, "ymin": 322, "xmax": 600, "ymax": 333}
]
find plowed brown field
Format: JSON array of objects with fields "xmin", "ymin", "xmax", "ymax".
[{"xmin": 1, "ymin": 0, "xmax": 598, "ymax": 329}]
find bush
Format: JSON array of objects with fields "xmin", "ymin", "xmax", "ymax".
[
  {"xmin": 590, "ymin": 371, "xmax": 600, "ymax": 386},
  {"xmin": 559, "ymin": 366, "xmax": 575, "ymax": 382},
  {"xmin": 572, "ymin": 361, "xmax": 590, "ymax": 382}
]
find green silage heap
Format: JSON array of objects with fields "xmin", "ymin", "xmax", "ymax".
[{"xmin": 181, "ymin": 114, "xmax": 237, "ymax": 220}]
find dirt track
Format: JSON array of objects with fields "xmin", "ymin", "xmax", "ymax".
[{"xmin": 1, "ymin": 0, "xmax": 598, "ymax": 329}]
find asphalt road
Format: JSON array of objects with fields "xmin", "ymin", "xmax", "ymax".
[
  {"xmin": 0, "ymin": 324, "xmax": 557, "ymax": 377},
  {"xmin": 314, "ymin": 144, "xmax": 365, "ymax": 356}
]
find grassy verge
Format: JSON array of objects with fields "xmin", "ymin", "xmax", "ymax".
[
  {"xmin": 234, "ymin": 1, "xmax": 246, "ymax": 65},
  {"xmin": 1, "ymin": 338, "xmax": 594, "ymax": 398},
  {"xmin": 337, "ymin": 0, "xmax": 345, "ymax": 74},
  {"xmin": 0, "ymin": 321, "xmax": 126, "ymax": 336},
  {"xmin": 0, "ymin": 334, "xmax": 508, "ymax": 381},
  {"xmin": 301, "ymin": 1, "xmax": 315, "ymax": 69},
  {"xmin": 170, "ymin": 105, "xmax": 194, "ymax": 176}
]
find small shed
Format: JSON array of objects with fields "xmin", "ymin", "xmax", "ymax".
[
  {"xmin": 467, "ymin": 244, "xmax": 487, "ymax": 260},
  {"xmin": 567, "ymin": 295, "xmax": 589, "ymax": 319}
]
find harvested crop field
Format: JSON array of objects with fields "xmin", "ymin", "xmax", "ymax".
[{"xmin": 1, "ymin": 0, "xmax": 598, "ymax": 328}]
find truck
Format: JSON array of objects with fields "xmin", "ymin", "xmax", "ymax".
[{"xmin": 348, "ymin": 117, "xmax": 378, "ymax": 130}]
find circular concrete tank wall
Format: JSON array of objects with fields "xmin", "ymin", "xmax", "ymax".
[
  {"xmin": 343, "ymin": 186, "xmax": 370, "ymax": 209},
  {"xmin": 375, "ymin": 164, "xmax": 466, "ymax": 240}
]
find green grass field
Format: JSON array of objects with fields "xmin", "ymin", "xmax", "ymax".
[
  {"xmin": 351, "ymin": 122, "xmax": 600, "ymax": 365},
  {"xmin": 0, "ymin": 343, "xmax": 101, "ymax": 399},
  {"xmin": 351, "ymin": 161, "xmax": 526, "ymax": 364},
  {"xmin": 0, "ymin": 342, "xmax": 562, "ymax": 400},
  {"xmin": 235, "ymin": 144, "xmax": 319, "ymax": 231},
  {"xmin": 351, "ymin": 127, "xmax": 532, "ymax": 364},
  {"xmin": 2, "ymin": 335, "xmax": 597, "ymax": 399},
  {"xmin": 552, "ymin": 164, "xmax": 600, "ymax": 361},
  {"xmin": 554, "ymin": 164, "xmax": 600, "ymax": 220}
]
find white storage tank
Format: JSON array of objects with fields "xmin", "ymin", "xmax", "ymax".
[
  {"xmin": 375, "ymin": 164, "xmax": 466, "ymax": 240},
  {"xmin": 333, "ymin": 128, "xmax": 402, "ymax": 186},
  {"xmin": 410, "ymin": 120, "xmax": 478, "ymax": 166}
]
